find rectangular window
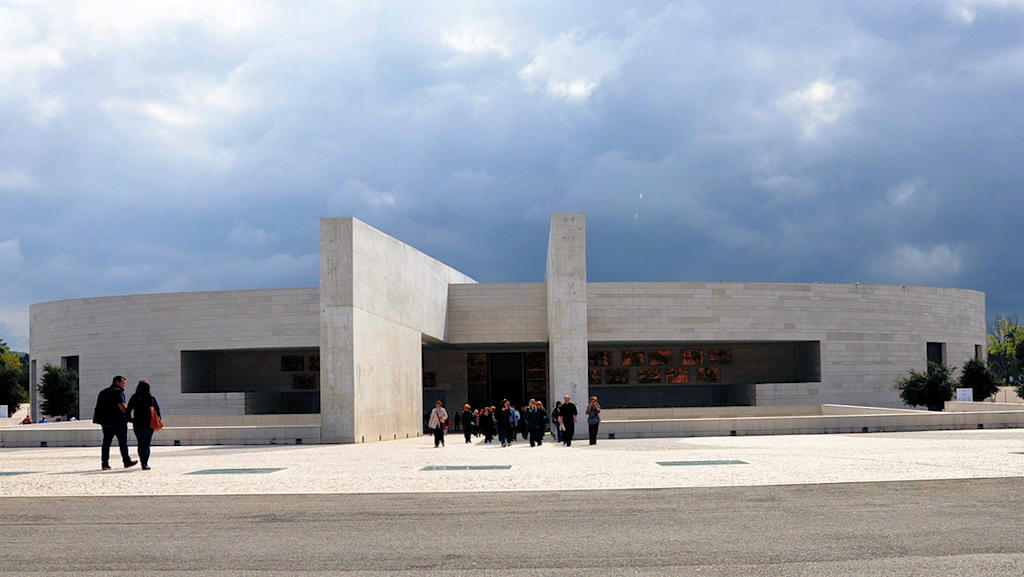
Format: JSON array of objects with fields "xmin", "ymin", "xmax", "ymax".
[
  {"xmin": 61, "ymin": 355, "xmax": 79, "ymax": 374},
  {"xmin": 926, "ymin": 342, "xmax": 944, "ymax": 365},
  {"xmin": 975, "ymin": 345, "xmax": 983, "ymax": 361}
]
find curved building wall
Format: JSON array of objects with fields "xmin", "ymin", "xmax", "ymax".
[
  {"xmin": 30, "ymin": 288, "xmax": 320, "ymax": 419},
  {"xmin": 588, "ymin": 282, "xmax": 987, "ymax": 407}
]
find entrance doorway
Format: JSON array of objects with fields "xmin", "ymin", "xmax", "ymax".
[
  {"xmin": 489, "ymin": 353, "xmax": 525, "ymax": 407},
  {"xmin": 466, "ymin": 351, "xmax": 547, "ymax": 410}
]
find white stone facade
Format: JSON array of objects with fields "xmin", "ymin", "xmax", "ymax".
[{"xmin": 29, "ymin": 215, "xmax": 987, "ymax": 442}]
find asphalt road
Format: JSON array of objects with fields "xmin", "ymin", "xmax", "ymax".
[{"xmin": 4, "ymin": 478, "xmax": 1024, "ymax": 576}]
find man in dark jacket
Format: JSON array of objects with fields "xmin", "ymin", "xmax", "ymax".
[
  {"xmin": 93, "ymin": 375, "xmax": 137, "ymax": 470},
  {"xmin": 525, "ymin": 399, "xmax": 544, "ymax": 447},
  {"xmin": 559, "ymin": 395, "xmax": 578, "ymax": 446}
]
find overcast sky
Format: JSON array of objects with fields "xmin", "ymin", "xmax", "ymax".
[{"xmin": 2, "ymin": 1, "xmax": 1023, "ymax": 352}]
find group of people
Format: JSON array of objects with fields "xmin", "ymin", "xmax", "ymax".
[
  {"xmin": 427, "ymin": 395, "xmax": 603, "ymax": 447},
  {"xmin": 92, "ymin": 375, "xmax": 162, "ymax": 470},
  {"xmin": 19, "ymin": 415, "xmax": 76, "ymax": 424}
]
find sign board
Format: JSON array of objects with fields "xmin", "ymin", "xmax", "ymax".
[
  {"xmin": 0, "ymin": 406, "xmax": 7, "ymax": 418},
  {"xmin": 956, "ymin": 388, "xmax": 974, "ymax": 402}
]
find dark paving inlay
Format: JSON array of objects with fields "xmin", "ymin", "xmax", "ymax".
[
  {"xmin": 186, "ymin": 468, "xmax": 284, "ymax": 475},
  {"xmin": 421, "ymin": 465, "xmax": 512, "ymax": 471},
  {"xmin": 657, "ymin": 460, "xmax": 748, "ymax": 467},
  {"xmin": 0, "ymin": 472, "xmax": 34, "ymax": 476}
]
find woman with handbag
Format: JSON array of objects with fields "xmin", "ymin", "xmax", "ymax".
[
  {"xmin": 586, "ymin": 396, "xmax": 602, "ymax": 445},
  {"xmin": 427, "ymin": 400, "xmax": 448, "ymax": 448},
  {"xmin": 125, "ymin": 380, "xmax": 162, "ymax": 470}
]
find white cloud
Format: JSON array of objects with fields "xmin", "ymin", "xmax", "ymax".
[
  {"xmin": 0, "ymin": 239, "xmax": 24, "ymax": 270},
  {"xmin": 0, "ymin": 307, "xmax": 30, "ymax": 352},
  {"xmin": 519, "ymin": 29, "xmax": 622, "ymax": 102},
  {"xmin": 946, "ymin": 0, "xmax": 1024, "ymax": 23},
  {"xmin": 777, "ymin": 78, "xmax": 860, "ymax": 138},
  {"xmin": 330, "ymin": 180, "xmax": 398, "ymax": 212},
  {"xmin": 874, "ymin": 244, "xmax": 964, "ymax": 283},
  {"xmin": 0, "ymin": 169, "xmax": 35, "ymax": 192},
  {"xmin": 441, "ymin": 22, "xmax": 514, "ymax": 60},
  {"xmin": 886, "ymin": 177, "xmax": 927, "ymax": 208},
  {"xmin": 228, "ymin": 222, "xmax": 279, "ymax": 248}
]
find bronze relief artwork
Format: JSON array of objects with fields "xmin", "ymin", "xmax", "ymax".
[
  {"xmin": 308, "ymin": 355, "xmax": 320, "ymax": 371},
  {"xmin": 281, "ymin": 355, "xmax": 304, "ymax": 371},
  {"xmin": 681, "ymin": 349, "xmax": 704, "ymax": 365},
  {"xmin": 666, "ymin": 368, "xmax": 689, "ymax": 384},
  {"xmin": 589, "ymin": 368, "xmax": 602, "ymax": 385},
  {"xmin": 292, "ymin": 373, "xmax": 318, "ymax": 390},
  {"xmin": 648, "ymin": 349, "xmax": 672, "ymax": 366},
  {"xmin": 622, "ymin": 350, "xmax": 646, "ymax": 366},
  {"xmin": 708, "ymin": 348, "xmax": 732, "ymax": 364},
  {"xmin": 589, "ymin": 350, "xmax": 611, "ymax": 367},
  {"xmin": 697, "ymin": 367, "xmax": 721, "ymax": 383},
  {"xmin": 605, "ymin": 368, "xmax": 629, "ymax": 384},
  {"xmin": 638, "ymin": 368, "xmax": 662, "ymax": 383}
]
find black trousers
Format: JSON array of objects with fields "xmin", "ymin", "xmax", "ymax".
[
  {"xmin": 588, "ymin": 421, "xmax": 599, "ymax": 444},
  {"xmin": 563, "ymin": 422, "xmax": 575, "ymax": 446},
  {"xmin": 101, "ymin": 423, "xmax": 131, "ymax": 466},
  {"xmin": 433, "ymin": 428, "xmax": 445, "ymax": 447},
  {"xmin": 529, "ymin": 428, "xmax": 543, "ymax": 446},
  {"xmin": 134, "ymin": 427, "xmax": 154, "ymax": 467}
]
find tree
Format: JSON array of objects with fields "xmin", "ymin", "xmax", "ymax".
[
  {"xmin": 39, "ymin": 363, "xmax": 79, "ymax": 419},
  {"xmin": 0, "ymin": 338, "xmax": 28, "ymax": 414},
  {"xmin": 895, "ymin": 362, "xmax": 955, "ymax": 411},
  {"xmin": 960, "ymin": 359, "xmax": 999, "ymax": 402},
  {"xmin": 987, "ymin": 315, "xmax": 1024, "ymax": 385}
]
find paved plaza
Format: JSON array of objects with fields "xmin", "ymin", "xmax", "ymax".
[{"xmin": 3, "ymin": 428, "xmax": 1024, "ymax": 497}]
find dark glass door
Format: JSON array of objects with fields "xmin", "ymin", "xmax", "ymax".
[{"xmin": 489, "ymin": 353, "xmax": 525, "ymax": 407}]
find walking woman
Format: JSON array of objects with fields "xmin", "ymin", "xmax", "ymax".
[
  {"xmin": 125, "ymin": 380, "xmax": 161, "ymax": 470},
  {"xmin": 462, "ymin": 404, "xmax": 474, "ymax": 444},
  {"xmin": 428, "ymin": 400, "xmax": 448, "ymax": 447},
  {"xmin": 497, "ymin": 400, "xmax": 513, "ymax": 447},
  {"xmin": 481, "ymin": 407, "xmax": 495, "ymax": 443},
  {"xmin": 586, "ymin": 395, "xmax": 602, "ymax": 445}
]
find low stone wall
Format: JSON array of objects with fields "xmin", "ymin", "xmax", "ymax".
[
  {"xmin": 991, "ymin": 387, "xmax": 1024, "ymax": 404},
  {"xmin": 598, "ymin": 404, "xmax": 1024, "ymax": 439},
  {"xmin": 8, "ymin": 405, "xmax": 1024, "ymax": 446},
  {"xmin": 0, "ymin": 419, "xmax": 321, "ymax": 448},
  {"xmin": 601, "ymin": 406, "xmax": 822, "ymax": 420}
]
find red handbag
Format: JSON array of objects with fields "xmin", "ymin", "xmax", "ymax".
[{"xmin": 150, "ymin": 406, "xmax": 164, "ymax": 431}]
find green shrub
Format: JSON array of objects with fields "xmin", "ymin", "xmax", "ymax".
[{"xmin": 896, "ymin": 362, "xmax": 955, "ymax": 411}]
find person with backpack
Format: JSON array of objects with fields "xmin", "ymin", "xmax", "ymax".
[{"xmin": 92, "ymin": 375, "xmax": 137, "ymax": 470}]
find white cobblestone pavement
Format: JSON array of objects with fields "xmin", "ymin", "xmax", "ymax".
[{"xmin": 3, "ymin": 428, "xmax": 1024, "ymax": 497}]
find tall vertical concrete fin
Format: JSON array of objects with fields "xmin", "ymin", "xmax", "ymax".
[
  {"xmin": 320, "ymin": 217, "xmax": 476, "ymax": 444},
  {"xmin": 320, "ymin": 218, "xmax": 356, "ymax": 443},
  {"xmin": 546, "ymin": 213, "xmax": 588, "ymax": 409}
]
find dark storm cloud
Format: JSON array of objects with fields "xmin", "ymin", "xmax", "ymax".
[{"xmin": 1, "ymin": 0, "xmax": 1023, "ymax": 351}]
